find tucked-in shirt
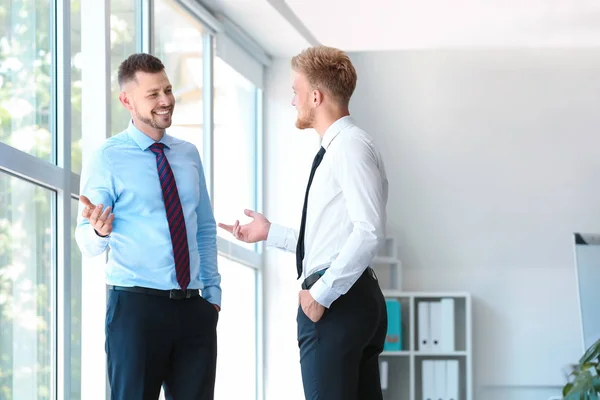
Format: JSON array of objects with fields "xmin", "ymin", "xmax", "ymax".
[
  {"xmin": 267, "ymin": 116, "xmax": 388, "ymax": 308},
  {"xmin": 75, "ymin": 121, "xmax": 221, "ymax": 306}
]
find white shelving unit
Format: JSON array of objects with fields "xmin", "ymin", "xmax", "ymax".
[
  {"xmin": 372, "ymin": 236, "xmax": 403, "ymax": 290},
  {"xmin": 380, "ymin": 291, "xmax": 473, "ymax": 400}
]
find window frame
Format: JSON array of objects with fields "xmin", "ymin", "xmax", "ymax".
[{"xmin": 0, "ymin": 0, "xmax": 265, "ymax": 398}]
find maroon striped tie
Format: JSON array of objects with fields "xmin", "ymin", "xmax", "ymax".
[{"xmin": 149, "ymin": 143, "xmax": 190, "ymax": 290}]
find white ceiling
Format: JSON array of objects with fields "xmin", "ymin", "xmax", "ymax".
[
  {"xmin": 208, "ymin": 0, "xmax": 600, "ymax": 57},
  {"xmin": 286, "ymin": 0, "xmax": 600, "ymax": 50},
  {"xmin": 201, "ymin": 0, "xmax": 314, "ymax": 57}
]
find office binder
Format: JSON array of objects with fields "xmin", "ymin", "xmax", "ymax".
[
  {"xmin": 422, "ymin": 360, "xmax": 435, "ymax": 400},
  {"xmin": 384, "ymin": 299, "xmax": 402, "ymax": 351},
  {"xmin": 446, "ymin": 360, "xmax": 459, "ymax": 400},
  {"xmin": 418, "ymin": 302, "xmax": 431, "ymax": 351},
  {"xmin": 441, "ymin": 298, "xmax": 455, "ymax": 352},
  {"xmin": 434, "ymin": 360, "xmax": 446, "ymax": 400},
  {"xmin": 380, "ymin": 360, "xmax": 388, "ymax": 390},
  {"xmin": 430, "ymin": 302, "xmax": 442, "ymax": 351}
]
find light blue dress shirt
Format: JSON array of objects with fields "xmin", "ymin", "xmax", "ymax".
[{"xmin": 75, "ymin": 121, "xmax": 221, "ymax": 306}]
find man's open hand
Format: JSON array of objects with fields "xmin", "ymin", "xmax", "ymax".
[
  {"xmin": 218, "ymin": 209, "xmax": 270, "ymax": 243},
  {"xmin": 80, "ymin": 195, "xmax": 114, "ymax": 237}
]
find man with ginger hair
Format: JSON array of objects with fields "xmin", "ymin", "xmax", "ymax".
[{"xmin": 219, "ymin": 46, "xmax": 389, "ymax": 400}]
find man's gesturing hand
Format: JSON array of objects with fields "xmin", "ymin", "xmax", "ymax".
[
  {"xmin": 80, "ymin": 195, "xmax": 114, "ymax": 237},
  {"xmin": 218, "ymin": 209, "xmax": 271, "ymax": 244}
]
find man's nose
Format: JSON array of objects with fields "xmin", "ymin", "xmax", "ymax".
[{"xmin": 158, "ymin": 94, "xmax": 171, "ymax": 106}]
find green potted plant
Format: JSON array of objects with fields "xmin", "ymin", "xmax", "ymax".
[{"xmin": 563, "ymin": 337, "xmax": 600, "ymax": 399}]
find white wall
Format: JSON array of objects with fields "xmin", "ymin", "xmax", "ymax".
[
  {"xmin": 263, "ymin": 49, "xmax": 600, "ymax": 400},
  {"xmin": 348, "ymin": 49, "xmax": 600, "ymax": 399}
]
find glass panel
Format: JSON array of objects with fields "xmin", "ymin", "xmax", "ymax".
[
  {"xmin": 0, "ymin": 0, "xmax": 53, "ymax": 161},
  {"xmin": 70, "ymin": 197, "xmax": 82, "ymax": 400},
  {"xmin": 214, "ymin": 256, "xmax": 257, "ymax": 400},
  {"xmin": 71, "ymin": 0, "xmax": 83, "ymax": 174},
  {"xmin": 153, "ymin": 0, "xmax": 204, "ymax": 155},
  {"xmin": 110, "ymin": 0, "xmax": 138, "ymax": 136},
  {"xmin": 213, "ymin": 59, "xmax": 256, "ymax": 249},
  {"xmin": 0, "ymin": 172, "xmax": 54, "ymax": 400}
]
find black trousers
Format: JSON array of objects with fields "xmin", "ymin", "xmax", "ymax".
[
  {"xmin": 105, "ymin": 289, "xmax": 218, "ymax": 400},
  {"xmin": 297, "ymin": 269, "xmax": 388, "ymax": 400}
]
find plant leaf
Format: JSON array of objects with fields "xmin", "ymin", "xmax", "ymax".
[
  {"xmin": 581, "ymin": 338, "xmax": 600, "ymax": 365},
  {"xmin": 564, "ymin": 382, "xmax": 574, "ymax": 396}
]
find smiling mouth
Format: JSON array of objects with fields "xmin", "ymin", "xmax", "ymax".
[{"xmin": 154, "ymin": 109, "xmax": 171, "ymax": 116}]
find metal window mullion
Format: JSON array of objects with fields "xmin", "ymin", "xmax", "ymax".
[
  {"xmin": 254, "ymin": 88, "xmax": 264, "ymax": 255},
  {"xmin": 49, "ymin": 0, "xmax": 72, "ymax": 398},
  {"xmin": 216, "ymin": 237, "xmax": 261, "ymax": 268},
  {"xmin": 71, "ymin": 172, "xmax": 81, "ymax": 197},
  {"xmin": 255, "ymin": 263, "xmax": 264, "ymax": 400},
  {"xmin": 254, "ymin": 87, "xmax": 265, "ymax": 400},
  {"xmin": 140, "ymin": 0, "xmax": 153, "ymax": 53},
  {"xmin": 56, "ymin": 0, "xmax": 72, "ymax": 394},
  {"xmin": 176, "ymin": 0, "xmax": 221, "ymax": 34},
  {"xmin": 0, "ymin": 143, "xmax": 65, "ymax": 189},
  {"xmin": 203, "ymin": 33, "xmax": 215, "ymax": 204}
]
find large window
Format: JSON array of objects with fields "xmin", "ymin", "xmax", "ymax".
[
  {"xmin": 0, "ymin": 0, "xmax": 53, "ymax": 162},
  {"xmin": 213, "ymin": 59, "xmax": 259, "ymax": 249},
  {"xmin": 215, "ymin": 256, "xmax": 258, "ymax": 400},
  {"xmin": 0, "ymin": 1, "xmax": 264, "ymax": 399},
  {"xmin": 0, "ymin": 173, "xmax": 54, "ymax": 400}
]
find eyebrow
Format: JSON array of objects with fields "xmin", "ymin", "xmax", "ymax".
[{"xmin": 146, "ymin": 85, "xmax": 172, "ymax": 93}]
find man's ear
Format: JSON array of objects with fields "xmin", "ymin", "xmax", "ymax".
[
  {"xmin": 119, "ymin": 91, "xmax": 132, "ymax": 111},
  {"xmin": 312, "ymin": 89, "xmax": 323, "ymax": 108}
]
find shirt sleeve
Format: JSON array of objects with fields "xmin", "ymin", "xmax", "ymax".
[
  {"xmin": 310, "ymin": 137, "xmax": 387, "ymax": 308},
  {"xmin": 75, "ymin": 148, "xmax": 116, "ymax": 257},
  {"xmin": 266, "ymin": 223, "xmax": 299, "ymax": 254},
  {"xmin": 194, "ymin": 149, "xmax": 222, "ymax": 307}
]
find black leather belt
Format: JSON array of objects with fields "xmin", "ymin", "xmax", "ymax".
[
  {"xmin": 108, "ymin": 285, "xmax": 200, "ymax": 300},
  {"xmin": 301, "ymin": 267, "xmax": 376, "ymax": 290},
  {"xmin": 301, "ymin": 269, "xmax": 328, "ymax": 290}
]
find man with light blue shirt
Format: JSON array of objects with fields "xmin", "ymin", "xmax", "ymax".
[{"xmin": 75, "ymin": 53, "xmax": 221, "ymax": 400}]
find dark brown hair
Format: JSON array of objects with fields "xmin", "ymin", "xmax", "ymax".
[
  {"xmin": 291, "ymin": 46, "xmax": 357, "ymax": 106},
  {"xmin": 118, "ymin": 53, "xmax": 165, "ymax": 88}
]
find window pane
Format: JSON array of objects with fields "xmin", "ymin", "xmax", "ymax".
[
  {"xmin": 214, "ymin": 256, "xmax": 257, "ymax": 400},
  {"xmin": 0, "ymin": 172, "xmax": 54, "ymax": 400},
  {"xmin": 70, "ymin": 198, "xmax": 82, "ymax": 400},
  {"xmin": 71, "ymin": 0, "xmax": 83, "ymax": 174},
  {"xmin": 153, "ymin": 0, "xmax": 204, "ymax": 155},
  {"xmin": 110, "ymin": 0, "xmax": 138, "ymax": 136},
  {"xmin": 213, "ymin": 60, "xmax": 256, "ymax": 248},
  {"xmin": 0, "ymin": 0, "xmax": 53, "ymax": 162}
]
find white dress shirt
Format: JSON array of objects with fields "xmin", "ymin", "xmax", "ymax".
[{"xmin": 267, "ymin": 116, "xmax": 388, "ymax": 308}]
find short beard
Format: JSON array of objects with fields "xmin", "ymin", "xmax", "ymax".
[
  {"xmin": 135, "ymin": 106, "xmax": 172, "ymax": 130},
  {"xmin": 295, "ymin": 108, "xmax": 314, "ymax": 130}
]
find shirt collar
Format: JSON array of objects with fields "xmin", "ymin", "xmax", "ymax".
[
  {"xmin": 321, "ymin": 115, "xmax": 355, "ymax": 150},
  {"xmin": 127, "ymin": 120, "xmax": 174, "ymax": 150}
]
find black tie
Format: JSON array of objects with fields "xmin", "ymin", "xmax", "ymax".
[{"xmin": 296, "ymin": 146, "xmax": 326, "ymax": 279}]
